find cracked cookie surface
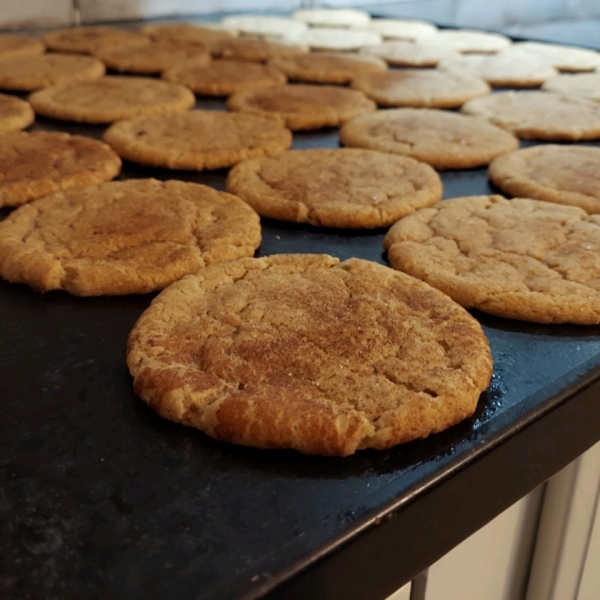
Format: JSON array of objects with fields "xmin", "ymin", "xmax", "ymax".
[
  {"xmin": 0, "ymin": 178, "xmax": 261, "ymax": 295},
  {"xmin": 0, "ymin": 92, "xmax": 34, "ymax": 133},
  {"xmin": 340, "ymin": 108, "xmax": 518, "ymax": 169},
  {"xmin": 226, "ymin": 148, "xmax": 442, "ymax": 228},
  {"xmin": 384, "ymin": 195, "xmax": 600, "ymax": 323},
  {"xmin": 103, "ymin": 110, "xmax": 292, "ymax": 170},
  {"xmin": 0, "ymin": 131, "xmax": 121, "ymax": 207},
  {"xmin": 127, "ymin": 254, "xmax": 492, "ymax": 456}
]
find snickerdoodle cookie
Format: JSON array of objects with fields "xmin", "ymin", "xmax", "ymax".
[
  {"xmin": 461, "ymin": 91, "xmax": 600, "ymax": 140},
  {"xmin": 0, "ymin": 93, "xmax": 35, "ymax": 133},
  {"xmin": 0, "ymin": 131, "xmax": 121, "ymax": 207},
  {"xmin": 227, "ymin": 84, "xmax": 376, "ymax": 130},
  {"xmin": 501, "ymin": 42, "xmax": 600, "ymax": 73},
  {"xmin": 0, "ymin": 179, "xmax": 261, "ymax": 296},
  {"xmin": 0, "ymin": 53, "xmax": 105, "ymax": 91},
  {"xmin": 267, "ymin": 52, "xmax": 386, "ymax": 84},
  {"xmin": 340, "ymin": 108, "xmax": 519, "ymax": 169},
  {"xmin": 384, "ymin": 195, "xmax": 600, "ymax": 323},
  {"xmin": 103, "ymin": 110, "xmax": 292, "ymax": 170},
  {"xmin": 42, "ymin": 26, "xmax": 149, "ymax": 55},
  {"xmin": 215, "ymin": 37, "xmax": 308, "ymax": 62},
  {"xmin": 163, "ymin": 60, "xmax": 286, "ymax": 96},
  {"xmin": 489, "ymin": 145, "xmax": 600, "ymax": 214},
  {"xmin": 351, "ymin": 70, "xmax": 490, "ymax": 108},
  {"xmin": 0, "ymin": 34, "xmax": 45, "ymax": 58},
  {"xmin": 28, "ymin": 76, "xmax": 195, "ymax": 123},
  {"xmin": 226, "ymin": 148, "xmax": 442, "ymax": 228},
  {"xmin": 141, "ymin": 22, "xmax": 236, "ymax": 46},
  {"xmin": 542, "ymin": 73, "xmax": 600, "ymax": 102},
  {"xmin": 127, "ymin": 253, "xmax": 492, "ymax": 456}
]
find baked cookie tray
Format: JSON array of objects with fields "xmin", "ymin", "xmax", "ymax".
[{"xmin": 3, "ymin": 23, "xmax": 600, "ymax": 600}]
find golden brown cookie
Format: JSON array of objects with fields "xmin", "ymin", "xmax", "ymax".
[
  {"xmin": 141, "ymin": 22, "xmax": 236, "ymax": 46},
  {"xmin": 42, "ymin": 26, "xmax": 149, "ymax": 55},
  {"xmin": 383, "ymin": 195, "xmax": 600, "ymax": 323},
  {"xmin": 542, "ymin": 73, "xmax": 600, "ymax": 102},
  {"xmin": 0, "ymin": 93, "xmax": 34, "ymax": 134},
  {"xmin": 163, "ymin": 60, "xmax": 286, "ymax": 96},
  {"xmin": 0, "ymin": 179, "xmax": 261, "ymax": 296},
  {"xmin": 127, "ymin": 254, "xmax": 492, "ymax": 456},
  {"xmin": 267, "ymin": 52, "xmax": 386, "ymax": 84},
  {"xmin": 0, "ymin": 34, "xmax": 45, "ymax": 59},
  {"xmin": 0, "ymin": 131, "xmax": 121, "ymax": 207},
  {"xmin": 28, "ymin": 76, "xmax": 195, "ymax": 124},
  {"xmin": 103, "ymin": 110, "xmax": 292, "ymax": 170},
  {"xmin": 461, "ymin": 91, "xmax": 600, "ymax": 140},
  {"xmin": 227, "ymin": 84, "xmax": 376, "ymax": 130},
  {"xmin": 226, "ymin": 148, "xmax": 442, "ymax": 228},
  {"xmin": 95, "ymin": 40, "xmax": 211, "ymax": 74},
  {"xmin": 489, "ymin": 145, "xmax": 600, "ymax": 214},
  {"xmin": 340, "ymin": 108, "xmax": 519, "ymax": 170},
  {"xmin": 351, "ymin": 70, "xmax": 490, "ymax": 108},
  {"xmin": 0, "ymin": 54, "xmax": 105, "ymax": 91},
  {"xmin": 215, "ymin": 37, "xmax": 308, "ymax": 62},
  {"xmin": 360, "ymin": 41, "xmax": 459, "ymax": 68}
]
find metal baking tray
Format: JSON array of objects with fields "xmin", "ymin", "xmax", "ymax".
[{"xmin": 3, "ymin": 21, "xmax": 600, "ymax": 600}]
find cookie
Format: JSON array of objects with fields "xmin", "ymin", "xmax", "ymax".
[
  {"xmin": 502, "ymin": 42, "xmax": 600, "ymax": 73},
  {"xmin": 461, "ymin": 91, "xmax": 600, "ymax": 140},
  {"xmin": 162, "ymin": 60, "xmax": 286, "ymax": 96},
  {"xmin": 141, "ymin": 22, "xmax": 236, "ymax": 46},
  {"xmin": 340, "ymin": 108, "xmax": 519, "ymax": 170},
  {"xmin": 0, "ymin": 34, "xmax": 45, "ymax": 59},
  {"xmin": 292, "ymin": 8, "xmax": 371, "ymax": 28},
  {"xmin": 360, "ymin": 41, "xmax": 459, "ymax": 68},
  {"xmin": 227, "ymin": 84, "xmax": 376, "ymax": 130},
  {"xmin": 220, "ymin": 16, "xmax": 307, "ymax": 39},
  {"xmin": 95, "ymin": 40, "xmax": 211, "ymax": 74},
  {"xmin": 226, "ymin": 148, "xmax": 442, "ymax": 228},
  {"xmin": 542, "ymin": 73, "xmax": 600, "ymax": 102},
  {"xmin": 0, "ymin": 54, "xmax": 105, "ymax": 91},
  {"xmin": 28, "ymin": 76, "xmax": 195, "ymax": 124},
  {"xmin": 103, "ymin": 110, "xmax": 292, "ymax": 170},
  {"xmin": 351, "ymin": 70, "xmax": 490, "ymax": 108},
  {"xmin": 296, "ymin": 28, "xmax": 381, "ymax": 52},
  {"xmin": 42, "ymin": 26, "xmax": 149, "ymax": 55},
  {"xmin": 215, "ymin": 37, "xmax": 308, "ymax": 62},
  {"xmin": 0, "ymin": 93, "xmax": 35, "ymax": 133},
  {"xmin": 127, "ymin": 254, "xmax": 492, "ymax": 456},
  {"xmin": 421, "ymin": 29, "xmax": 511, "ymax": 54},
  {"xmin": 0, "ymin": 179, "xmax": 261, "ymax": 296},
  {"xmin": 0, "ymin": 131, "xmax": 121, "ymax": 207},
  {"xmin": 361, "ymin": 19, "xmax": 438, "ymax": 41},
  {"xmin": 438, "ymin": 53, "xmax": 558, "ymax": 88},
  {"xmin": 383, "ymin": 195, "xmax": 600, "ymax": 323},
  {"xmin": 267, "ymin": 52, "xmax": 386, "ymax": 85},
  {"xmin": 489, "ymin": 145, "xmax": 600, "ymax": 214}
]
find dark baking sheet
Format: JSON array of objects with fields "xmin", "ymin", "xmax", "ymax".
[{"xmin": 3, "ymin": 34, "xmax": 600, "ymax": 600}]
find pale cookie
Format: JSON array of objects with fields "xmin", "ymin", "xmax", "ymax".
[
  {"xmin": 489, "ymin": 145, "xmax": 600, "ymax": 214},
  {"xmin": 163, "ymin": 60, "xmax": 286, "ymax": 96},
  {"xmin": 384, "ymin": 195, "xmax": 600, "ymax": 323},
  {"xmin": 95, "ymin": 40, "xmax": 211, "ymax": 74},
  {"xmin": 360, "ymin": 19, "xmax": 438, "ymax": 41},
  {"xmin": 221, "ymin": 16, "xmax": 307, "ymax": 39},
  {"xmin": 227, "ymin": 84, "xmax": 376, "ymax": 130},
  {"xmin": 0, "ymin": 54, "xmax": 105, "ymax": 91},
  {"xmin": 141, "ymin": 22, "xmax": 236, "ymax": 46},
  {"xmin": 215, "ymin": 37, "xmax": 308, "ymax": 62},
  {"xmin": 352, "ymin": 70, "xmax": 490, "ymax": 108},
  {"xmin": 267, "ymin": 52, "xmax": 386, "ymax": 85},
  {"xmin": 292, "ymin": 8, "xmax": 370, "ymax": 28},
  {"xmin": 296, "ymin": 28, "xmax": 381, "ymax": 52},
  {"xmin": 42, "ymin": 26, "xmax": 149, "ymax": 55},
  {"xmin": 360, "ymin": 41, "xmax": 460, "ymax": 68},
  {"xmin": 226, "ymin": 148, "xmax": 442, "ymax": 228},
  {"xmin": 28, "ymin": 76, "xmax": 195, "ymax": 124},
  {"xmin": 438, "ymin": 53, "xmax": 558, "ymax": 88},
  {"xmin": 340, "ymin": 109, "xmax": 518, "ymax": 170},
  {"xmin": 0, "ymin": 179, "xmax": 261, "ymax": 296},
  {"xmin": 127, "ymin": 254, "xmax": 492, "ymax": 456},
  {"xmin": 103, "ymin": 110, "xmax": 292, "ymax": 170},
  {"xmin": 502, "ymin": 42, "xmax": 600, "ymax": 73},
  {"xmin": 0, "ymin": 131, "xmax": 121, "ymax": 207},
  {"xmin": 461, "ymin": 91, "xmax": 600, "ymax": 140},
  {"xmin": 542, "ymin": 73, "xmax": 600, "ymax": 102},
  {"xmin": 0, "ymin": 34, "xmax": 45, "ymax": 58},
  {"xmin": 0, "ymin": 93, "xmax": 34, "ymax": 134},
  {"xmin": 421, "ymin": 29, "xmax": 511, "ymax": 54}
]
